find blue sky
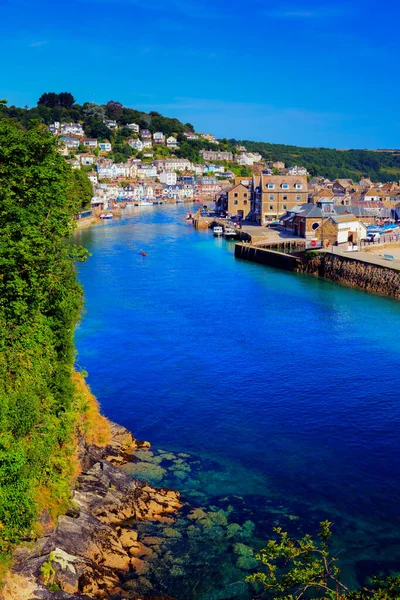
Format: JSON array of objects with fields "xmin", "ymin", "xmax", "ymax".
[{"xmin": 1, "ymin": 0, "xmax": 399, "ymax": 148}]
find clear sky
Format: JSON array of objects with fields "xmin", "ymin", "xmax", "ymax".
[{"xmin": 1, "ymin": 0, "xmax": 399, "ymax": 148}]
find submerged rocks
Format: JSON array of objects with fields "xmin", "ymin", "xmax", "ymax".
[{"xmin": 5, "ymin": 422, "xmax": 181, "ymax": 600}]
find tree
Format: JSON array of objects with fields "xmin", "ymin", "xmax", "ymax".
[
  {"xmin": 37, "ymin": 92, "xmax": 75, "ymax": 109},
  {"xmin": 58, "ymin": 92, "xmax": 75, "ymax": 108},
  {"xmin": 0, "ymin": 121, "xmax": 87, "ymax": 553},
  {"xmin": 247, "ymin": 522, "xmax": 400, "ymax": 599},
  {"xmin": 106, "ymin": 100, "xmax": 123, "ymax": 118},
  {"xmin": 38, "ymin": 92, "xmax": 59, "ymax": 107}
]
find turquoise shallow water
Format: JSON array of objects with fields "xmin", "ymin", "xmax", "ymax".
[{"xmin": 75, "ymin": 204, "xmax": 400, "ymax": 597}]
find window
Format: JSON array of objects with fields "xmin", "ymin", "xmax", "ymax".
[
  {"xmin": 244, "ymin": 200, "xmax": 248, "ymax": 205},
  {"xmin": 269, "ymin": 205, "xmax": 274, "ymax": 210},
  {"xmin": 268, "ymin": 184, "xmax": 275, "ymax": 189},
  {"xmin": 296, "ymin": 195, "xmax": 301, "ymax": 201},
  {"xmin": 234, "ymin": 200, "xmax": 238, "ymax": 204},
  {"xmin": 312, "ymin": 222, "xmax": 320, "ymax": 230},
  {"xmin": 234, "ymin": 193, "xmax": 238, "ymax": 197},
  {"xmin": 282, "ymin": 183, "xmax": 289, "ymax": 189},
  {"xmin": 269, "ymin": 195, "xmax": 275, "ymax": 200},
  {"xmin": 244, "ymin": 193, "xmax": 247, "ymax": 197},
  {"xmin": 283, "ymin": 195, "xmax": 288, "ymax": 201},
  {"xmin": 283, "ymin": 205, "xmax": 287, "ymax": 210},
  {"xmin": 295, "ymin": 184, "xmax": 303, "ymax": 189}
]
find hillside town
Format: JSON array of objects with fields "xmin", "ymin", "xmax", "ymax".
[{"xmin": 49, "ymin": 119, "xmax": 400, "ymax": 248}]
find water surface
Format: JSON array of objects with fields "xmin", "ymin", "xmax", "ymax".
[{"xmin": 75, "ymin": 205, "xmax": 400, "ymax": 597}]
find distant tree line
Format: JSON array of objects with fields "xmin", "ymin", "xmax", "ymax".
[
  {"xmin": 234, "ymin": 139, "xmax": 400, "ymax": 183},
  {"xmin": 2, "ymin": 93, "xmax": 400, "ymax": 181}
]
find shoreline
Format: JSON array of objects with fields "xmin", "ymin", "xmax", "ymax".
[{"xmin": 1, "ymin": 421, "xmax": 182, "ymax": 600}]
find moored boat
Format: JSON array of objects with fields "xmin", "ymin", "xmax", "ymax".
[
  {"xmin": 213, "ymin": 226, "xmax": 223, "ymax": 236},
  {"xmin": 223, "ymin": 227, "xmax": 237, "ymax": 239},
  {"xmin": 100, "ymin": 213, "xmax": 113, "ymax": 220}
]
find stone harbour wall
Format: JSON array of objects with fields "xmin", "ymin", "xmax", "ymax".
[{"xmin": 298, "ymin": 253, "xmax": 400, "ymax": 298}]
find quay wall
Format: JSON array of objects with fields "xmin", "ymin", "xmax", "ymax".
[
  {"xmin": 299, "ymin": 253, "xmax": 400, "ymax": 298},
  {"xmin": 235, "ymin": 243, "xmax": 400, "ymax": 298},
  {"xmin": 234, "ymin": 243, "xmax": 302, "ymax": 271}
]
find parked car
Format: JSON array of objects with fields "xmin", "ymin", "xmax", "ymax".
[{"xmin": 364, "ymin": 233, "xmax": 381, "ymax": 242}]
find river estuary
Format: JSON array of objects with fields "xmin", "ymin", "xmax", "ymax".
[{"xmin": 75, "ymin": 204, "xmax": 400, "ymax": 599}]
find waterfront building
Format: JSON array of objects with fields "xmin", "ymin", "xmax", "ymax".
[
  {"xmin": 159, "ymin": 172, "xmax": 177, "ymax": 185},
  {"xmin": 250, "ymin": 174, "xmax": 308, "ymax": 223},
  {"xmin": 281, "ymin": 199, "xmax": 367, "ymax": 243},
  {"xmin": 217, "ymin": 183, "xmax": 250, "ymax": 218}
]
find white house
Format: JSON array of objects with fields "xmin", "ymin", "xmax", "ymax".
[
  {"xmin": 80, "ymin": 155, "xmax": 94, "ymax": 166},
  {"xmin": 153, "ymin": 132, "xmax": 166, "ymax": 144},
  {"xmin": 159, "ymin": 172, "xmax": 177, "ymax": 185},
  {"xmin": 47, "ymin": 122, "xmax": 60, "ymax": 134},
  {"xmin": 83, "ymin": 138, "xmax": 98, "ymax": 149},
  {"xmin": 126, "ymin": 123, "xmax": 140, "ymax": 132},
  {"xmin": 59, "ymin": 136, "xmax": 80, "ymax": 149},
  {"xmin": 137, "ymin": 164, "xmax": 157, "ymax": 178},
  {"xmin": 141, "ymin": 129, "xmax": 152, "ymax": 139},
  {"xmin": 288, "ymin": 165, "xmax": 308, "ymax": 176},
  {"xmin": 142, "ymin": 140, "xmax": 152, "ymax": 149},
  {"xmin": 103, "ymin": 119, "xmax": 118, "ymax": 129},
  {"xmin": 60, "ymin": 123, "xmax": 84, "ymax": 137},
  {"xmin": 99, "ymin": 142, "xmax": 112, "ymax": 152},
  {"xmin": 167, "ymin": 136, "xmax": 178, "ymax": 149},
  {"xmin": 331, "ymin": 215, "xmax": 367, "ymax": 245},
  {"xmin": 165, "ymin": 158, "xmax": 193, "ymax": 172},
  {"xmin": 129, "ymin": 139, "xmax": 144, "ymax": 151},
  {"xmin": 183, "ymin": 132, "xmax": 198, "ymax": 140},
  {"xmin": 97, "ymin": 163, "xmax": 127, "ymax": 179},
  {"xmin": 88, "ymin": 173, "xmax": 98, "ymax": 185}
]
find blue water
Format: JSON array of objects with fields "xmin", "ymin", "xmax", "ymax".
[{"xmin": 74, "ymin": 204, "xmax": 400, "ymax": 596}]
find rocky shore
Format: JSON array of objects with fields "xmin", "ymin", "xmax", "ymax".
[{"xmin": 1, "ymin": 422, "xmax": 181, "ymax": 600}]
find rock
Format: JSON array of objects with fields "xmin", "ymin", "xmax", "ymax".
[
  {"xmin": 109, "ymin": 421, "xmax": 136, "ymax": 449},
  {"xmin": 130, "ymin": 557, "xmax": 148, "ymax": 575},
  {"xmin": 102, "ymin": 549, "xmax": 130, "ymax": 571},
  {"xmin": 6, "ymin": 422, "xmax": 182, "ymax": 600},
  {"xmin": 128, "ymin": 542, "xmax": 154, "ymax": 558},
  {"xmin": 137, "ymin": 440, "xmax": 151, "ymax": 449},
  {"xmin": 119, "ymin": 528, "xmax": 138, "ymax": 548}
]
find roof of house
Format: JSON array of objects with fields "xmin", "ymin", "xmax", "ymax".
[
  {"xmin": 330, "ymin": 214, "xmax": 359, "ymax": 224},
  {"xmin": 334, "ymin": 179, "xmax": 354, "ymax": 187}
]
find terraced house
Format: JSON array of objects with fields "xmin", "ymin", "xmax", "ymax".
[{"xmin": 250, "ymin": 175, "xmax": 308, "ymax": 224}]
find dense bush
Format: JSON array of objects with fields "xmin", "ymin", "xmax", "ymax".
[{"xmin": 0, "ymin": 122, "xmax": 88, "ymax": 559}]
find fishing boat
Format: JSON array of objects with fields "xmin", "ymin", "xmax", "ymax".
[
  {"xmin": 213, "ymin": 226, "xmax": 223, "ymax": 236},
  {"xmin": 100, "ymin": 213, "xmax": 113, "ymax": 220},
  {"xmin": 223, "ymin": 227, "xmax": 237, "ymax": 239}
]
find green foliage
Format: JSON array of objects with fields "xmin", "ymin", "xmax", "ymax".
[
  {"xmin": 0, "ymin": 122, "xmax": 87, "ymax": 561},
  {"xmin": 69, "ymin": 168, "xmax": 93, "ymax": 210},
  {"xmin": 247, "ymin": 521, "xmax": 400, "ymax": 599},
  {"xmin": 236, "ymin": 139, "xmax": 400, "ymax": 182},
  {"xmin": 38, "ymin": 92, "xmax": 75, "ymax": 109}
]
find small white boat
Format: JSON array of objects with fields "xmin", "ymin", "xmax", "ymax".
[
  {"xmin": 213, "ymin": 226, "xmax": 223, "ymax": 236},
  {"xmin": 223, "ymin": 227, "xmax": 237, "ymax": 239},
  {"xmin": 100, "ymin": 213, "xmax": 113, "ymax": 220},
  {"xmin": 138, "ymin": 199, "xmax": 153, "ymax": 206}
]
